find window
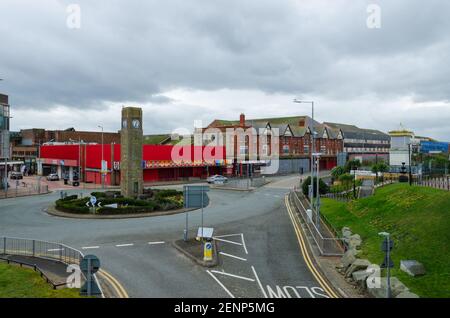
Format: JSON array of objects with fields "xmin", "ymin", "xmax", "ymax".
[
  {"xmin": 283, "ymin": 145, "xmax": 290, "ymax": 154},
  {"xmin": 304, "ymin": 145, "xmax": 309, "ymax": 154}
]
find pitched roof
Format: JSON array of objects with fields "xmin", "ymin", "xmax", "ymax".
[{"xmin": 324, "ymin": 122, "xmax": 390, "ymax": 141}]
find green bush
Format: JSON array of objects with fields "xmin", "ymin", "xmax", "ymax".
[
  {"xmin": 301, "ymin": 176, "xmax": 329, "ymax": 197},
  {"xmin": 55, "ymin": 198, "xmax": 90, "ymax": 214}
]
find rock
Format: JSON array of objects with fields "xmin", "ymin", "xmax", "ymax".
[
  {"xmin": 352, "ymin": 269, "xmax": 371, "ymax": 289},
  {"xmin": 400, "ymin": 260, "xmax": 426, "ymax": 277},
  {"xmin": 348, "ymin": 234, "xmax": 362, "ymax": 249},
  {"xmin": 396, "ymin": 291, "xmax": 420, "ymax": 298},
  {"xmin": 340, "ymin": 248, "xmax": 358, "ymax": 269},
  {"xmin": 345, "ymin": 259, "xmax": 371, "ymax": 278},
  {"xmin": 367, "ymin": 277, "xmax": 409, "ymax": 298},
  {"xmin": 342, "ymin": 227, "xmax": 352, "ymax": 238}
]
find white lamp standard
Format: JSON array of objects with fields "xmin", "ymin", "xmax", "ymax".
[
  {"xmin": 98, "ymin": 125, "xmax": 104, "ymax": 189},
  {"xmin": 293, "ymin": 99, "xmax": 315, "ymax": 204}
]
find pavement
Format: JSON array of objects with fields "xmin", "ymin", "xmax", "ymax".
[{"xmin": 0, "ymin": 173, "xmax": 338, "ymax": 298}]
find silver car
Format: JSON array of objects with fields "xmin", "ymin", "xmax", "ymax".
[
  {"xmin": 207, "ymin": 175, "xmax": 228, "ymax": 184},
  {"xmin": 47, "ymin": 173, "xmax": 60, "ymax": 181}
]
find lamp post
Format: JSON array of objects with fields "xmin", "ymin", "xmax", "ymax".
[
  {"xmin": 293, "ymin": 99, "xmax": 315, "ymax": 205},
  {"xmin": 98, "ymin": 125, "xmax": 104, "ymax": 189}
]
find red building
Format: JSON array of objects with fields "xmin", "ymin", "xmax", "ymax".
[{"xmin": 38, "ymin": 144, "xmax": 226, "ymax": 185}]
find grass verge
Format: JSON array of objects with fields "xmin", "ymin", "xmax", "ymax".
[
  {"xmin": 0, "ymin": 262, "xmax": 82, "ymax": 298},
  {"xmin": 320, "ymin": 183, "xmax": 450, "ymax": 298}
]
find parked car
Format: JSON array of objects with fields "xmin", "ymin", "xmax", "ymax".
[
  {"xmin": 10, "ymin": 172, "xmax": 23, "ymax": 180},
  {"xmin": 207, "ymin": 175, "xmax": 228, "ymax": 184},
  {"xmin": 47, "ymin": 173, "xmax": 60, "ymax": 181}
]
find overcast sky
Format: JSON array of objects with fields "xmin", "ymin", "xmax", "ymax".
[{"xmin": 1, "ymin": 0, "xmax": 449, "ymax": 140}]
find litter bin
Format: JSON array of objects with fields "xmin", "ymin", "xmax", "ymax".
[{"xmin": 64, "ymin": 178, "xmax": 68, "ymax": 185}]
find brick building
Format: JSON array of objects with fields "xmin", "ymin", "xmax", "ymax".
[{"xmin": 202, "ymin": 114, "xmax": 344, "ymax": 175}]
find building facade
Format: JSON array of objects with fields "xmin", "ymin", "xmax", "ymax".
[
  {"xmin": 0, "ymin": 94, "xmax": 10, "ymax": 190},
  {"xmin": 202, "ymin": 114, "xmax": 343, "ymax": 175},
  {"xmin": 324, "ymin": 122, "xmax": 391, "ymax": 164}
]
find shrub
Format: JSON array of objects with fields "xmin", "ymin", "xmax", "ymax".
[{"xmin": 301, "ymin": 176, "xmax": 329, "ymax": 197}]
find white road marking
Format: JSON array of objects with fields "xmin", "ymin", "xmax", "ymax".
[
  {"xmin": 206, "ymin": 270, "xmax": 235, "ymax": 298},
  {"xmin": 213, "ymin": 237, "xmax": 243, "ymax": 246},
  {"xmin": 241, "ymin": 233, "xmax": 248, "ymax": 255},
  {"xmin": 273, "ymin": 194, "xmax": 281, "ymax": 198},
  {"xmin": 252, "ymin": 266, "xmax": 268, "ymax": 299},
  {"xmin": 214, "ymin": 233, "xmax": 242, "ymax": 238},
  {"xmin": 211, "ymin": 270, "xmax": 255, "ymax": 282},
  {"xmin": 219, "ymin": 252, "xmax": 247, "ymax": 261},
  {"xmin": 82, "ymin": 246, "xmax": 100, "ymax": 250},
  {"xmin": 116, "ymin": 243, "xmax": 134, "ymax": 247},
  {"xmin": 47, "ymin": 248, "xmax": 63, "ymax": 252},
  {"xmin": 148, "ymin": 241, "xmax": 165, "ymax": 245}
]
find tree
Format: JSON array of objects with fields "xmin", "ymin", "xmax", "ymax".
[
  {"xmin": 301, "ymin": 176, "xmax": 329, "ymax": 198},
  {"xmin": 331, "ymin": 166, "xmax": 345, "ymax": 180},
  {"xmin": 345, "ymin": 159, "xmax": 361, "ymax": 172},
  {"xmin": 372, "ymin": 163, "xmax": 389, "ymax": 181}
]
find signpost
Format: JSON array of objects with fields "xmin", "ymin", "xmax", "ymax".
[
  {"xmin": 379, "ymin": 232, "xmax": 394, "ymax": 298},
  {"xmin": 80, "ymin": 255, "xmax": 102, "ymax": 296},
  {"xmin": 183, "ymin": 185, "xmax": 210, "ymax": 242}
]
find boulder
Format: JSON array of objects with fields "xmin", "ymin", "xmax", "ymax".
[
  {"xmin": 367, "ymin": 277, "xmax": 409, "ymax": 298},
  {"xmin": 352, "ymin": 269, "xmax": 371, "ymax": 288},
  {"xmin": 345, "ymin": 259, "xmax": 371, "ymax": 278},
  {"xmin": 342, "ymin": 227, "xmax": 352, "ymax": 239},
  {"xmin": 348, "ymin": 234, "xmax": 362, "ymax": 249},
  {"xmin": 340, "ymin": 248, "xmax": 358, "ymax": 269},
  {"xmin": 400, "ymin": 260, "xmax": 426, "ymax": 277},
  {"xmin": 396, "ymin": 291, "xmax": 420, "ymax": 298}
]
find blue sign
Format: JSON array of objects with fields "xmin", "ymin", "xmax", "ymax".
[{"xmin": 420, "ymin": 141, "xmax": 449, "ymax": 154}]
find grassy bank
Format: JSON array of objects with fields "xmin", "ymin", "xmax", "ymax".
[
  {"xmin": 321, "ymin": 183, "xmax": 450, "ymax": 298},
  {"xmin": 0, "ymin": 262, "xmax": 82, "ymax": 298}
]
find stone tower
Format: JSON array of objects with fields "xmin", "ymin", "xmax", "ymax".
[{"xmin": 120, "ymin": 107, "xmax": 143, "ymax": 197}]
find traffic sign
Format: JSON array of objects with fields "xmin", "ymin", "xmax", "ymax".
[
  {"xmin": 203, "ymin": 242, "xmax": 213, "ymax": 262},
  {"xmin": 381, "ymin": 238, "xmax": 394, "ymax": 252},
  {"xmin": 381, "ymin": 256, "xmax": 394, "ymax": 269},
  {"xmin": 80, "ymin": 255, "xmax": 102, "ymax": 296},
  {"xmin": 89, "ymin": 196, "xmax": 97, "ymax": 206}
]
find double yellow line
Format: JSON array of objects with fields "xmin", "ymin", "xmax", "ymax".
[
  {"xmin": 98, "ymin": 269, "xmax": 129, "ymax": 298},
  {"xmin": 284, "ymin": 194, "xmax": 340, "ymax": 298}
]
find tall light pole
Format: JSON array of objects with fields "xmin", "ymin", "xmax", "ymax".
[
  {"xmin": 98, "ymin": 125, "xmax": 104, "ymax": 189},
  {"xmin": 293, "ymin": 99, "xmax": 315, "ymax": 205}
]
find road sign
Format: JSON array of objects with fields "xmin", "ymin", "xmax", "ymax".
[
  {"xmin": 197, "ymin": 227, "xmax": 214, "ymax": 239},
  {"xmin": 381, "ymin": 238, "xmax": 394, "ymax": 252},
  {"xmin": 381, "ymin": 256, "xmax": 394, "ymax": 269},
  {"xmin": 80, "ymin": 255, "xmax": 102, "ymax": 296},
  {"xmin": 183, "ymin": 185, "xmax": 210, "ymax": 208},
  {"xmin": 203, "ymin": 242, "xmax": 213, "ymax": 262},
  {"xmin": 90, "ymin": 196, "xmax": 97, "ymax": 206}
]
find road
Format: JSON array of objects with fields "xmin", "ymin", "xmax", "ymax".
[{"xmin": 0, "ymin": 174, "xmax": 330, "ymax": 298}]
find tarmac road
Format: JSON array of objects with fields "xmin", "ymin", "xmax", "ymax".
[{"xmin": 0, "ymin": 174, "xmax": 329, "ymax": 298}]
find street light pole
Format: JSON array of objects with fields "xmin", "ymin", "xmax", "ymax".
[
  {"xmin": 293, "ymin": 99, "xmax": 315, "ymax": 205},
  {"xmin": 408, "ymin": 143, "xmax": 412, "ymax": 186},
  {"xmin": 98, "ymin": 125, "xmax": 104, "ymax": 189}
]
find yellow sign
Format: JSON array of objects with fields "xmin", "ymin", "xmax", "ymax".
[{"xmin": 203, "ymin": 242, "xmax": 213, "ymax": 261}]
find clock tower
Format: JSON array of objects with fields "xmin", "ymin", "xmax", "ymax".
[{"xmin": 120, "ymin": 106, "xmax": 143, "ymax": 197}]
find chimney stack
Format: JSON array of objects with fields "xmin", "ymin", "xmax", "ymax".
[{"xmin": 240, "ymin": 113, "xmax": 245, "ymax": 127}]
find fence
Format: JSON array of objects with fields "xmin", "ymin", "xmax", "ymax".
[
  {"xmin": 0, "ymin": 237, "xmax": 103, "ymax": 295},
  {"xmin": 290, "ymin": 190, "xmax": 345, "ymax": 256},
  {"xmin": 1, "ymin": 184, "xmax": 49, "ymax": 199},
  {"xmin": 414, "ymin": 175, "xmax": 450, "ymax": 191}
]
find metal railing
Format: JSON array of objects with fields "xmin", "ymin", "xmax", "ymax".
[
  {"xmin": 290, "ymin": 190, "xmax": 345, "ymax": 256},
  {"xmin": 1, "ymin": 184, "xmax": 49, "ymax": 199},
  {"xmin": 414, "ymin": 175, "xmax": 450, "ymax": 191},
  {"xmin": 0, "ymin": 236, "xmax": 103, "ymax": 296}
]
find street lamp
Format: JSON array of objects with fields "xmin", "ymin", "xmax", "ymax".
[
  {"xmin": 98, "ymin": 125, "xmax": 104, "ymax": 189},
  {"xmin": 293, "ymin": 99, "xmax": 315, "ymax": 205}
]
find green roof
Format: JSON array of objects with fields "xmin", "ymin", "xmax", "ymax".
[{"xmin": 143, "ymin": 134, "xmax": 171, "ymax": 145}]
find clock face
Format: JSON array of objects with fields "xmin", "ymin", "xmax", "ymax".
[
  {"xmin": 132, "ymin": 119, "xmax": 141, "ymax": 129},
  {"xmin": 122, "ymin": 119, "xmax": 127, "ymax": 129}
]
